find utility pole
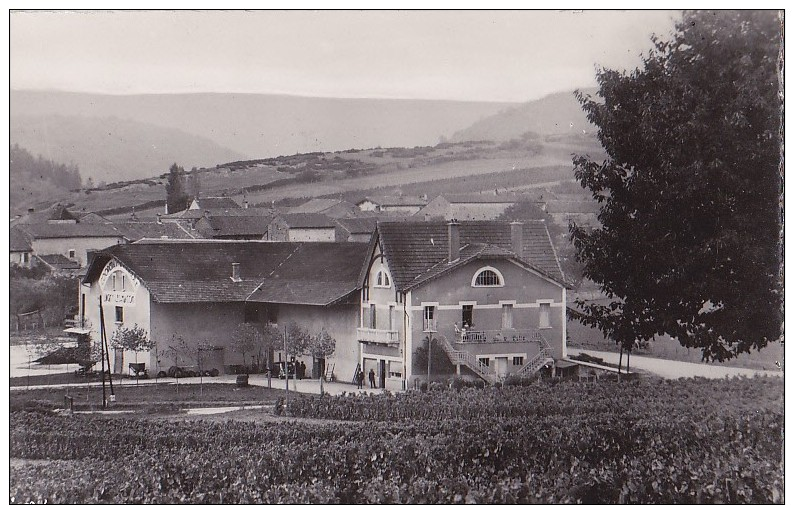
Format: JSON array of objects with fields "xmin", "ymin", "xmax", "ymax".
[
  {"xmin": 283, "ymin": 325, "xmax": 289, "ymax": 410},
  {"xmin": 99, "ymin": 297, "xmax": 107, "ymax": 408}
]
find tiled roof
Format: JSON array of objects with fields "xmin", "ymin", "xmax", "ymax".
[
  {"xmin": 192, "ymin": 197, "xmax": 240, "ymax": 209},
  {"xmin": 111, "ymin": 221, "xmax": 198, "ymax": 241},
  {"xmin": 289, "ymin": 199, "xmax": 345, "ymax": 214},
  {"xmin": 377, "ymin": 196, "xmax": 427, "ymax": 207},
  {"xmin": 545, "ymin": 200, "xmax": 601, "ymax": 214},
  {"xmin": 163, "ymin": 207, "xmax": 276, "ymax": 220},
  {"xmin": 83, "ymin": 240, "xmax": 369, "ymax": 305},
  {"xmin": 336, "ymin": 217, "xmax": 379, "ymax": 235},
  {"xmin": 376, "ymin": 220, "xmax": 566, "ymax": 290},
  {"xmin": 48, "ymin": 205, "xmax": 79, "ymax": 222},
  {"xmin": 280, "ymin": 213, "xmax": 337, "ymax": 229},
  {"xmin": 10, "ymin": 227, "xmax": 32, "ymax": 252},
  {"xmin": 37, "ymin": 254, "xmax": 80, "ymax": 270},
  {"xmin": 17, "ymin": 223, "xmax": 125, "ymax": 239},
  {"xmin": 445, "ymin": 193, "xmax": 525, "ymax": 204},
  {"xmin": 200, "ymin": 215, "xmax": 270, "ymax": 238}
]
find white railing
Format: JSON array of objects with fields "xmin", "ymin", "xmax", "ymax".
[
  {"xmin": 517, "ymin": 333, "xmax": 555, "ymax": 377},
  {"xmin": 356, "ymin": 327, "xmax": 399, "ymax": 344},
  {"xmin": 437, "ymin": 335, "xmax": 498, "ymax": 384},
  {"xmin": 455, "ymin": 328, "xmax": 544, "ymax": 344}
]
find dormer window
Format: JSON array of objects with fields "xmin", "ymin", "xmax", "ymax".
[
  {"xmin": 375, "ymin": 269, "xmax": 391, "ymax": 288},
  {"xmin": 472, "ymin": 267, "xmax": 504, "ymax": 287}
]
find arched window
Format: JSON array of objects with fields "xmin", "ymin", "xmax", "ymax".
[
  {"xmin": 472, "ymin": 267, "xmax": 504, "ymax": 287},
  {"xmin": 375, "ymin": 269, "xmax": 391, "ymax": 288}
]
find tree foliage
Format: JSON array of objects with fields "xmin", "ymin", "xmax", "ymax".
[
  {"xmin": 308, "ymin": 328, "xmax": 336, "ymax": 360},
  {"xmin": 571, "ymin": 10, "xmax": 782, "ymax": 361},
  {"xmin": 165, "ymin": 163, "xmax": 190, "ymax": 214},
  {"xmin": 231, "ymin": 323, "xmax": 263, "ymax": 366},
  {"xmin": 10, "ymin": 144, "xmax": 82, "ymax": 190},
  {"xmin": 110, "ymin": 324, "xmax": 152, "ymax": 354},
  {"xmin": 285, "ymin": 321, "xmax": 311, "ymax": 358}
]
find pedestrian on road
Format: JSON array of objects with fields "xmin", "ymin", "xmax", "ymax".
[
  {"xmin": 356, "ymin": 369, "xmax": 365, "ymax": 389},
  {"xmin": 369, "ymin": 368, "xmax": 376, "ymax": 388}
]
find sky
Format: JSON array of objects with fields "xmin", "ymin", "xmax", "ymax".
[{"xmin": 10, "ymin": 10, "xmax": 681, "ymax": 103}]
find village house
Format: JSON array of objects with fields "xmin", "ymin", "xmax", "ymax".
[
  {"xmin": 358, "ymin": 220, "xmax": 569, "ymax": 389},
  {"xmin": 9, "ymin": 227, "xmax": 33, "ymax": 267},
  {"xmin": 267, "ymin": 213, "xmax": 337, "ymax": 242},
  {"xmin": 78, "ymin": 240, "xmax": 369, "ymax": 381},
  {"xmin": 355, "ymin": 196, "xmax": 426, "ymax": 214},
  {"xmin": 194, "ymin": 215, "xmax": 271, "ymax": 240},
  {"xmin": 13, "ymin": 223, "xmax": 126, "ymax": 268},
  {"xmin": 288, "ymin": 198, "xmax": 359, "ymax": 219},
  {"xmin": 187, "ymin": 196, "xmax": 241, "ymax": 211},
  {"xmin": 415, "ymin": 193, "xmax": 527, "ymax": 221}
]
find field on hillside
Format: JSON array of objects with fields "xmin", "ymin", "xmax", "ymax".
[
  {"xmin": 10, "ymin": 376, "xmax": 783, "ymax": 503},
  {"xmin": 45, "ymin": 136, "xmax": 600, "ymax": 216}
]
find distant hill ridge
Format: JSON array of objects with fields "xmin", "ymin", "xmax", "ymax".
[{"xmin": 450, "ymin": 88, "xmax": 598, "ymax": 143}]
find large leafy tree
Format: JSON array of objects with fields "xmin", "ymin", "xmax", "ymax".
[{"xmin": 571, "ymin": 10, "xmax": 782, "ymax": 362}]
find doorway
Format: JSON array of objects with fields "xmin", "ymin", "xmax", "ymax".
[{"xmin": 379, "ymin": 359, "xmax": 386, "ymax": 388}]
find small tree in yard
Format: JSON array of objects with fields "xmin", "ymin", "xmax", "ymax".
[
  {"xmin": 308, "ymin": 328, "xmax": 336, "ymax": 396},
  {"xmin": 283, "ymin": 321, "xmax": 310, "ymax": 391},
  {"xmin": 111, "ymin": 324, "xmax": 153, "ymax": 385}
]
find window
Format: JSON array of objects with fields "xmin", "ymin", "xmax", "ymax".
[
  {"xmin": 423, "ymin": 305, "xmax": 436, "ymax": 331},
  {"xmin": 112, "ymin": 272, "xmax": 117, "ymax": 291},
  {"xmin": 115, "ymin": 306, "xmax": 124, "ymax": 324},
  {"xmin": 68, "ymin": 249, "xmax": 76, "ymax": 260},
  {"xmin": 389, "ymin": 306, "xmax": 396, "ymax": 331},
  {"xmin": 369, "ymin": 304, "xmax": 377, "ymax": 329},
  {"xmin": 478, "ymin": 357, "xmax": 490, "ymax": 367},
  {"xmin": 502, "ymin": 304, "xmax": 514, "ymax": 329},
  {"xmin": 22, "ymin": 252, "xmax": 29, "ymax": 264},
  {"xmin": 472, "ymin": 267, "xmax": 504, "ymax": 287},
  {"xmin": 539, "ymin": 303, "xmax": 551, "ymax": 328},
  {"xmin": 462, "ymin": 305, "xmax": 474, "ymax": 327},
  {"xmin": 121, "ymin": 274, "xmax": 126, "ymax": 291},
  {"xmin": 513, "ymin": 356, "xmax": 524, "ymax": 366},
  {"xmin": 375, "ymin": 270, "xmax": 391, "ymax": 288},
  {"xmin": 362, "ymin": 287, "xmax": 370, "ymax": 302}
]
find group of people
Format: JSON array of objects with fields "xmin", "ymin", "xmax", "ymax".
[
  {"xmin": 356, "ymin": 368, "xmax": 377, "ymax": 389},
  {"xmin": 283, "ymin": 359, "xmax": 307, "ymax": 380}
]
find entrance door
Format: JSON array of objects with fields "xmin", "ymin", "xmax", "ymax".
[
  {"xmin": 113, "ymin": 348, "xmax": 124, "ymax": 374},
  {"xmin": 379, "ymin": 359, "xmax": 386, "ymax": 388},
  {"xmin": 314, "ymin": 357, "xmax": 326, "ymax": 380},
  {"xmin": 494, "ymin": 357, "xmax": 508, "ymax": 378}
]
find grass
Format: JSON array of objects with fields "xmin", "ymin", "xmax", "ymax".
[{"xmin": 10, "ymin": 383, "xmax": 308, "ymax": 413}]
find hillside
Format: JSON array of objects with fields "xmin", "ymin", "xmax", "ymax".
[
  {"xmin": 10, "ymin": 90, "xmax": 515, "ymax": 161},
  {"xmin": 10, "ymin": 144, "xmax": 82, "ymax": 213},
  {"xmin": 450, "ymin": 88, "xmax": 598, "ymax": 143},
  {"xmin": 11, "ymin": 115, "xmax": 244, "ymax": 185}
]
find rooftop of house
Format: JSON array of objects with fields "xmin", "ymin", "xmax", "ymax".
[
  {"xmin": 37, "ymin": 254, "xmax": 81, "ymax": 270},
  {"xmin": 335, "ymin": 217, "xmax": 380, "ymax": 235},
  {"xmin": 162, "ymin": 207, "xmax": 276, "ymax": 221},
  {"xmin": 279, "ymin": 213, "xmax": 337, "ymax": 229},
  {"xmin": 83, "ymin": 240, "xmax": 370, "ymax": 305},
  {"xmin": 376, "ymin": 196, "xmax": 427, "ymax": 207},
  {"xmin": 442, "ymin": 193, "xmax": 526, "ymax": 204},
  {"xmin": 10, "ymin": 227, "xmax": 32, "ymax": 252},
  {"xmin": 191, "ymin": 197, "xmax": 241, "ymax": 210},
  {"xmin": 375, "ymin": 220, "xmax": 566, "ymax": 290},
  {"xmin": 15, "ymin": 223, "xmax": 125, "ymax": 239},
  {"xmin": 545, "ymin": 200, "xmax": 602, "ymax": 214},
  {"xmin": 111, "ymin": 221, "xmax": 199, "ymax": 241},
  {"xmin": 289, "ymin": 199, "xmax": 352, "ymax": 214},
  {"xmin": 198, "ymin": 215, "xmax": 271, "ymax": 238}
]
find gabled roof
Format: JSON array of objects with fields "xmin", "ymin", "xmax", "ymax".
[
  {"xmin": 83, "ymin": 240, "xmax": 369, "ymax": 305},
  {"xmin": 375, "ymin": 220, "xmax": 566, "ymax": 290},
  {"xmin": 37, "ymin": 254, "xmax": 81, "ymax": 270},
  {"xmin": 377, "ymin": 196, "xmax": 426, "ymax": 207},
  {"xmin": 444, "ymin": 193, "xmax": 525, "ymax": 204},
  {"xmin": 111, "ymin": 221, "xmax": 198, "ymax": 241},
  {"xmin": 199, "ymin": 215, "xmax": 270, "ymax": 238},
  {"xmin": 289, "ymin": 199, "xmax": 346, "ymax": 214},
  {"xmin": 163, "ymin": 207, "xmax": 276, "ymax": 221},
  {"xmin": 279, "ymin": 213, "xmax": 337, "ymax": 229},
  {"xmin": 10, "ymin": 227, "xmax": 32, "ymax": 252},
  {"xmin": 16, "ymin": 223, "xmax": 125, "ymax": 239},
  {"xmin": 545, "ymin": 200, "xmax": 601, "ymax": 214},
  {"xmin": 192, "ymin": 197, "xmax": 240, "ymax": 210},
  {"xmin": 48, "ymin": 205, "xmax": 79, "ymax": 222},
  {"xmin": 336, "ymin": 217, "xmax": 379, "ymax": 235}
]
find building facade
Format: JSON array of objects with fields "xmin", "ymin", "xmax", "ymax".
[{"xmin": 358, "ymin": 220, "xmax": 569, "ymax": 389}]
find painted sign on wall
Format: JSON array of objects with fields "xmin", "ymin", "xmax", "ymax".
[{"xmin": 99, "ymin": 259, "xmax": 140, "ymax": 307}]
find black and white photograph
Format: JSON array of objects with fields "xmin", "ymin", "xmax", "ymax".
[{"xmin": 7, "ymin": 8, "xmax": 785, "ymax": 504}]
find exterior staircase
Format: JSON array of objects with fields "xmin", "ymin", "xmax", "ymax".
[
  {"xmin": 516, "ymin": 334, "xmax": 555, "ymax": 378},
  {"xmin": 437, "ymin": 335, "xmax": 499, "ymax": 384}
]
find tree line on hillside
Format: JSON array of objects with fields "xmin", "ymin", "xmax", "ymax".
[{"xmin": 10, "ymin": 144, "xmax": 82, "ymax": 191}]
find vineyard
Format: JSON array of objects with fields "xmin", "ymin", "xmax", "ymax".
[{"xmin": 10, "ymin": 376, "xmax": 783, "ymax": 504}]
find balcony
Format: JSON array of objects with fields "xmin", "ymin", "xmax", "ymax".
[
  {"xmin": 357, "ymin": 327, "xmax": 399, "ymax": 345},
  {"xmin": 454, "ymin": 328, "xmax": 548, "ymax": 344}
]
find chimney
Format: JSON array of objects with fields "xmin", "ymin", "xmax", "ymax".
[
  {"xmin": 204, "ymin": 210, "xmax": 211, "ymax": 219},
  {"xmin": 231, "ymin": 262, "xmax": 241, "ymax": 282},
  {"xmin": 243, "ymin": 199, "xmax": 249, "ymax": 209},
  {"xmin": 510, "ymin": 221, "xmax": 523, "ymax": 258},
  {"xmin": 156, "ymin": 213, "xmax": 162, "ymax": 224},
  {"xmin": 447, "ymin": 220, "xmax": 460, "ymax": 263}
]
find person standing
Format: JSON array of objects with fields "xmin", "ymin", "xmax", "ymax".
[
  {"xmin": 357, "ymin": 369, "xmax": 364, "ymax": 389},
  {"xmin": 368, "ymin": 368, "xmax": 376, "ymax": 388}
]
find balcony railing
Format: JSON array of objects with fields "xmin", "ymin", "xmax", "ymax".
[
  {"xmin": 357, "ymin": 327, "xmax": 399, "ymax": 344},
  {"xmin": 454, "ymin": 328, "xmax": 548, "ymax": 344}
]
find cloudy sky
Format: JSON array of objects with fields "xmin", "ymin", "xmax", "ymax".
[{"xmin": 11, "ymin": 10, "xmax": 680, "ymax": 103}]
